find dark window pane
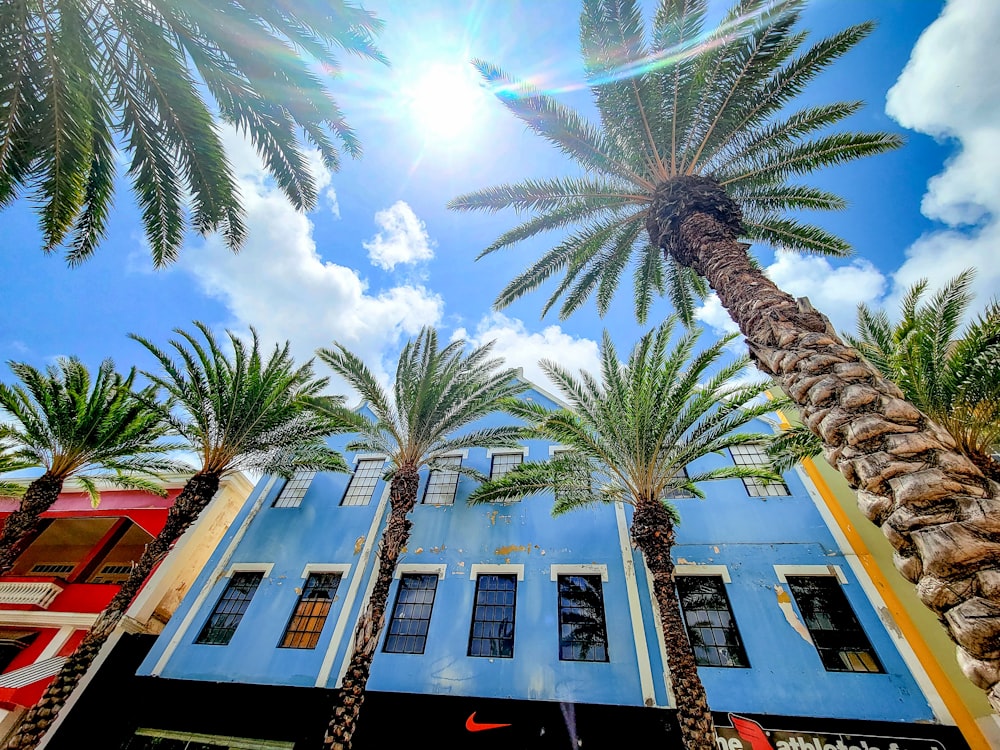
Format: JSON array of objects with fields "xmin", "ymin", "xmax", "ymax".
[
  {"xmin": 279, "ymin": 573, "xmax": 342, "ymax": 649},
  {"xmin": 384, "ymin": 574, "xmax": 439, "ymax": 654},
  {"xmin": 557, "ymin": 575, "xmax": 609, "ymax": 662},
  {"xmin": 729, "ymin": 444, "xmax": 790, "ymax": 497},
  {"xmin": 195, "ymin": 572, "xmax": 263, "ymax": 646},
  {"xmin": 785, "ymin": 576, "xmax": 883, "ymax": 673},
  {"xmin": 468, "ymin": 574, "xmax": 516, "ymax": 658},
  {"xmin": 676, "ymin": 576, "xmax": 749, "ymax": 668}
]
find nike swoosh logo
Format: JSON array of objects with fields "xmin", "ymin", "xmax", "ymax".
[{"xmin": 466, "ymin": 712, "xmax": 512, "ymax": 732}]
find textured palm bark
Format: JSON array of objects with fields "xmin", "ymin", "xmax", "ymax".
[
  {"xmin": 632, "ymin": 500, "xmax": 716, "ymax": 750},
  {"xmin": 649, "ymin": 177, "xmax": 1000, "ymax": 711},
  {"xmin": 324, "ymin": 467, "xmax": 419, "ymax": 750},
  {"xmin": 0, "ymin": 473, "xmax": 64, "ymax": 575},
  {"xmin": 6, "ymin": 472, "xmax": 222, "ymax": 750}
]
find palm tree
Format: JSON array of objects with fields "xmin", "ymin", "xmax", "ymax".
[
  {"xmin": 0, "ymin": 357, "xmax": 177, "ymax": 575},
  {"xmin": 450, "ymin": 0, "xmax": 1000, "ymax": 709},
  {"xmin": 847, "ymin": 270, "xmax": 1000, "ymax": 482},
  {"xmin": 312, "ymin": 327, "xmax": 526, "ymax": 750},
  {"xmin": 467, "ymin": 318, "xmax": 785, "ymax": 750},
  {"xmin": 0, "ymin": 0, "xmax": 385, "ymax": 265},
  {"xmin": 7, "ymin": 323, "xmax": 349, "ymax": 749}
]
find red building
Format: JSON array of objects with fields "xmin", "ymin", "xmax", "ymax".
[{"xmin": 0, "ymin": 474, "xmax": 252, "ymax": 741}]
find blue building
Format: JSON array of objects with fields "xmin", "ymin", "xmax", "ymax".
[{"xmin": 46, "ymin": 381, "xmax": 970, "ymax": 750}]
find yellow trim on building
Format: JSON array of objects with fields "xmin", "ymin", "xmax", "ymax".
[{"xmin": 798, "ymin": 454, "xmax": 992, "ymax": 750}]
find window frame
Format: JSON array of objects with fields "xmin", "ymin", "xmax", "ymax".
[
  {"xmin": 468, "ymin": 573, "xmax": 518, "ymax": 659},
  {"xmin": 272, "ymin": 470, "xmax": 316, "ymax": 508},
  {"xmin": 422, "ymin": 455, "xmax": 462, "ymax": 505},
  {"xmin": 729, "ymin": 443, "xmax": 790, "ymax": 497},
  {"xmin": 278, "ymin": 571, "xmax": 343, "ymax": 649},
  {"xmin": 341, "ymin": 457, "xmax": 385, "ymax": 506},
  {"xmin": 783, "ymin": 574, "xmax": 884, "ymax": 673},
  {"xmin": 488, "ymin": 451, "xmax": 524, "ymax": 481},
  {"xmin": 195, "ymin": 570, "xmax": 265, "ymax": 646},
  {"xmin": 675, "ymin": 574, "xmax": 750, "ymax": 668},
  {"xmin": 383, "ymin": 573, "xmax": 440, "ymax": 654},
  {"xmin": 556, "ymin": 573, "xmax": 610, "ymax": 662}
]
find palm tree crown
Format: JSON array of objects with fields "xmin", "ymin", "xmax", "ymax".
[
  {"xmin": 0, "ymin": 357, "xmax": 177, "ymax": 502},
  {"xmin": 312, "ymin": 327, "xmax": 527, "ymax": 750},
  {"xmin": 450, "ymin": 0, "xmax": 899, "ymax": 323},
  {"xmin": 131, "ymin": 322, "xmax": 348, "ymax": 478},
  {"xmin": 0, "ymin": 356, "xmax": 178, "ymax": 577},
  {"xmin": 316, "ymin": 327, "xmax": 527, "ymax": 478},
  {"xmin": 468, "ymin": 317, "xmax": 784, "ymax": 750},
  {"xmin": 847, "ymin": 269, "xmax": 1000, "ymax": 480},
  {"xmin": 0, "ymin": 0, "xmax": 385, "ymax": 265}
]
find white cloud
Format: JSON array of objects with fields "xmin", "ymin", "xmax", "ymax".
[
  {"xmin": 885, "ymin": 0, "xmax": 1000, "ymax": 313},
  {"xmin": 452, "ymin": 313, "xmax": 601, "ymax": 393},
  {"xmin": 363, "ymin": 201, "xmax": 435, "ymax": 270},
  {"xmin": 179, "ymin": 128, "xmax": 444, "ymax": 392},
  {"xmin": 695, "ymin": 254, "xmax": 886, "ymax": 337}
]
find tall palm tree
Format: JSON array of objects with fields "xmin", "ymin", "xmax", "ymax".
[
  {"xmin": 467, "ymin": 318, "xmax": 785, "ymax": 750},
  {"xmin": 450, "ymin": 0, "xmax": 1000, "ymax": 709},
  {"xmin": 313, "ymin": 327, "xmax": 526, "ymax": 750},
  {"xmin": 0, "ymin": 0, "xmax": 385, "ymax": 265},
  {"xmin": 0, "ymin": 357, "xmax": 177, "ymax": 575},
  {"xmin": 8, "ymin": 323, "xmax": 349, "ymax": 750},
  {"xmin": 847, "ymin": 270, "xmax": 1000, "ymax": 481}
]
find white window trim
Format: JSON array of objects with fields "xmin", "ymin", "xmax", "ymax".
[
  {"xmin": 486, "ymin": 447, "xmax": 529, "ymax": 458},
  {"xmin": 352, "ymin": 453, "xmax": 387, "ymax": 466},
  {"xmin": 224, "ymin": 563, "xmax": 273, "ymax": 578},
  {"xmin": 431, "ymin": 450, "xmax": 469, "ymax": 460},
  {"xmin": 469, "ymin": 563, "xmax": 524, "ymax": 581},
  {"xmin": 548, "ymin": 445, "xmax": 569, "ymax": 456},
  {"xmin": 773, "ymin": 564, "xmax": 847, "ymax": 584},
  {"xmin": 549, "ymin": 563, "xmax": 608, "ymax": 582},
  {"xmin": 299, "ymin": 563, "xmax": 352, "ymax": 579},
  {"xmin": 395, "ymin": 563, "xmax": 447, "ymax": 580},
  {"xmin": 673, "ymin": 564, "xmax": 731, "ymax": 583}
]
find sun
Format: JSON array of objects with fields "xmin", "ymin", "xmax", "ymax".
[{"xmin": 405, "ymin": 63, "xmax": 486, "ymax": 140}]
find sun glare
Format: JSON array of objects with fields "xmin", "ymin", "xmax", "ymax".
[{"xmin": 406, "ymin": 63, "xmax": 486, "ymax": 140}]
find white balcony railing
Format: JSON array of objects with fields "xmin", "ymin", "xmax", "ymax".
[{"xmin": 0, "ymin": 581, "xmax": 65, "ymax": 609}]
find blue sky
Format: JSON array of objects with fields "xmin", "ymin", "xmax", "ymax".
[{"xmin": 0, "ymin": 0, "xmax": 996, "ymax": 396}]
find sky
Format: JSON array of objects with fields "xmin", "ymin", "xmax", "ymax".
[{"xmin": 0, "ymin": 0, "xmax": 997, "ymax": 399}]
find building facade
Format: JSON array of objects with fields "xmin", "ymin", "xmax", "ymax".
[
  {"xmin": 0, "ymin": 473, "xmax": 253, "ymax": 744},
  {"xmin": 46, "ymin": 385, "xmax": 975, "ymax": 749}
]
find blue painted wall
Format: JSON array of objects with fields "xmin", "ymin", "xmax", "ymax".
[{"xmin": 140, "ymin": 385, "xmax": 938, "ymax": 723}]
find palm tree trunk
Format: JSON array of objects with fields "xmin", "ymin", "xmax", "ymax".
[
  {"xmin": 651, "ymin": 183, "xmax": 1000, "ymax": 711},
  {"xmin": 0, "ymin": 473, "xmax": 64, "ymax": 576},
  {"xmin": 5, "ymin": 471, "xmax": 222, "ymax": 750},
  {"xmin": 632, "ymin": 500, "xmax": 716, "ymax": 750},
  {"xmin": 324, "ymin": 467, "xmax": 419, "ymax": 750}
]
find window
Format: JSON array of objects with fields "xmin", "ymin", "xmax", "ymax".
[
  {"xmin": 422, "ymin": 456, "xmax": 461, "ymax": 505},
  {"xmin": 489, "ymin": 452, "xmax": 523, "ymax": 480},
  {"xmin": 0, "ymin": 629, "xmax": 37, "ymax": 672},
  {"xmin": 468, "ymin": 574, "xmax": 516, "ymax": 658},
  {"xmin": 557, "ymin": 575, "xmax": 609, "ymax": 662},
  {"xmin": 785, "ymin": 576, "xmax": 883, "ymax": 673},
  {"xmin": 729, "ymin": 444, "xmax": 790, "ymax": 497},
  {"xmin": 551, "ymin": 449, "xmax": 591, "ymax": 503},
  {"xmin": 662, "ymin": 465, "xmax": 695, "ymax": 499},
  {"xmin": 195, "ymin": 572, "xmax": 263, "ymax": 645},
  {"xmin": 384, "ymin": 574, "xmax": 439, "ymax": 654},
  {"xmin": 273, "ymin": 470, "xmax": 316, "ymax": 508},
  {"xmin": 341, "ymin": 458, "xmax": 384, "ymax": 506},
  {"xmin": 676, "ymin": 576, "xmax": 749, "ymax": 668},
  {"xmin": 279, "ymin": 572, "xmax": 342, "ymax": 649}
]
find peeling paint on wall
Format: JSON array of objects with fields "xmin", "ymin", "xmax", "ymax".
[
  {"xmin": 414, "ymin": 547, "xmax": 424, "ymax": 554},
  {"xmin": 488, "ymin": 510, "xmax": 498, "ymax": 526},
  {"xmin": 775, "ymin": 584, "xmax": 813, "ymax": 644},
  {"xmin": 494, "ymin": 544, "xmax": 529, "ymax": 556},
  {"xmin": 353, "ymin": 536, "xmax": 365, "ymax": 555}
]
